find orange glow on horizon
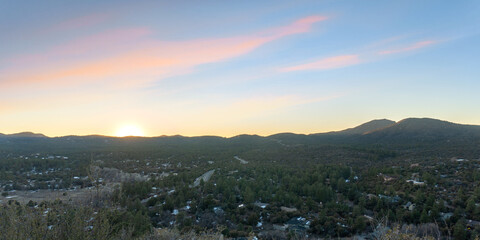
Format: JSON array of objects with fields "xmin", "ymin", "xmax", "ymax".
[{"xmin": 115, "ymin": 124, "xmax": 145, "ymax": 137}]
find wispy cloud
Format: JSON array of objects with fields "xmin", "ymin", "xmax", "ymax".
[
  {"xmin": 280, "ymin": 55, "xmax": 360, "ymax": 72},
  {"xmin": 377, "ymin": 40, "xmax": 436, "ymax": 55},
  {"xmin": 262, "ymin": 15, "xmax": 328, "ymax": 38},
  {"xmin": 1, "ymin": 15, "xmax": 328, "ymax": 90},
  {"xmin": 279, "ymin": 38, "xmax": 440, "ymax": 73}
]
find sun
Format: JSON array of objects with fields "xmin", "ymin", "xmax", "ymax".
[{"xmin": 115, "ymin": 124, "xmax": 145, "ymax": 137}]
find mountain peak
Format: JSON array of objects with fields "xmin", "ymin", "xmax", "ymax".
[
  {"xmin": 395, "ymin": 117, "xmax": 454, "ymax": 127},
  {"xmin": 338, "ymin": 119, "xmax": 396, "ymax": 135},
  {"xmin": 361, "ymin": 117, "xmax": 480, "ymax": 144},
  {"xmin": 376, "ymin": 118, "xmax": 468, "ymax": 133}
]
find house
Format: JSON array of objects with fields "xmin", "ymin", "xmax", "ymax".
[
  {"xmin": 378, "ymin": 194, "xmax": 401, "ymax": 203},
  {"xmin": 467, "ymin": 220, "xmax": 480, "ymax": 229},
  {"xmin": 281, "ymin": 206, "xmax": 297, "ymax": 212},
  {"xmin": 254, "ymin": 202, "xmax": 269, "ymax": 209},
  {"xmin": 273, "ymin": 224, "xmax": 287, "ymax": 231},
  {"xmin": 366, "ymin": 194, "xmax": 377, "ymax": 200},
  {"xmin": 406, "ymin": 180, "xmax": 425, "ymax": 185},
  {"xmin": 403, "ymin": 202, "xmax": 415, "ymax": 211},
  {"xmin": 440, "ymin": 212, "xmax": 453, "ymax": 220},
  {"xmin": 213, "ymin": 206, "xmax": 224, "ymax": 215},
  {"xmin": 377, "ymin": 173, "xmax": 394, "ymax": 182},
  {"xmin": 286, "ymin": 217, "xmax": 310, "ymax": 235},
  {"xmin": 383, "ymin": 175, "xmax": 395, "ymax": 182}
]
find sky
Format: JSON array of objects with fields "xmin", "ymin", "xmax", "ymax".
[{"xmin": 1, "ymin": 0, "xmax": 480, "ymax": 137}]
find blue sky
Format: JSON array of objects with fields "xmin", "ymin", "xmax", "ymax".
[{"xmin": 1, "ymin": 1, "xmax": 479, "ymax": 137}]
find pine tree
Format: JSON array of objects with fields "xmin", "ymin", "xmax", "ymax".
[
  {"xmin": 420, "ymin": 208, "xmax": 429, "ymax": 223},
  {"xmin": 453, "ymin": 220, "xmax": 467, "ymax": 240}
]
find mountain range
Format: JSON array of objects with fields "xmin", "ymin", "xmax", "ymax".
[{"xmin": 1, "ymin": 118, "xmax": 480, "ymax": 156}]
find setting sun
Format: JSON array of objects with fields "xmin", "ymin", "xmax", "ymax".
[{"xmin": 115, "ymin": 125, "xmax": 145, "ymax": 137}]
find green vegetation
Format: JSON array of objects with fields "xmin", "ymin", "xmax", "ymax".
[{"xmin": 1, "ymin": 118, "xmax": 480, "ymax": 239}]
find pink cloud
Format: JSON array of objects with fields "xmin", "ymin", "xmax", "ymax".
[
  {"xmin": 2, "ymin": 15, "xmax": 328, "ymax": 89},
  {"xmin": 279, "ymin": 39, "xmax": 439, "ymax": 73},
  {"xmin": 281, "ymin": 55, "xmax": 360, "ymax": 72},
  {"xmin": 260, "ymin": 15, "xmax": 328, "ymax": 39},
  {"xmin": 3, "ymin": 37, "xmax": 269, "ymax": 89},
  {"xmin": 378, "ymin": 40, "xmax": 436, "ymax": 55}
]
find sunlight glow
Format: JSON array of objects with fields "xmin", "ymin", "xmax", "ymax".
[{"xmin": 115, "ymin": 124, "xmax": 145, "ymax": 137}]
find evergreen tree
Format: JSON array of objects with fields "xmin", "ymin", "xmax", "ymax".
[{"xmin": 453, "ymin": 220, "xmax": 467, "ymax": 240}]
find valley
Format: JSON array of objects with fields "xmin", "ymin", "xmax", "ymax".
[{"xmin": 1, "ymin": 118, "xmax": 480, "ymax": 239}]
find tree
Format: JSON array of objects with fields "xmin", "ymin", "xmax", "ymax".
[
  {"xmin": 466, "ymin": 196, "xmax": 476, "ymax": 216},
  {"xmin": 420, "ymin": 209, "xmax": 430, "ymax": 223},
  {"xmin": 353, "ymin": 216, "xmax": 366, "ymax": 233},
  {"xmin": 453, "ymin": 220, "xmax": 467, "ymax": 240},
  {"xmin": 247, "ymin": 213, "xmax": 258, "ymax": 226},
  {"xmin": 163, "ymin": 196, "xmax": 174, "ymax": 212},
  {"xmin": 430, "ymin": 203, "xmax": 440, "ymax": 221},
  {"xmin": 243, "ymin": 187, "xmax": 254, "ymax": 204},
  {"xmin": 415, "ymin": 190, "xmax": 426, "ymax": 205}
]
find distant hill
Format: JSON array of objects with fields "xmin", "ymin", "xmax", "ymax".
[
  {"xmin": 335, "ymin": 119, "xmax": 396, "ymax": 135},
  {"xmin": 357, "ymin": 118, "xmax": 480, "ymax": 148},
  {"xmin": 0, "ymin": 132, "xmax": 47, "ymax": 138},
  {"xmin": 365, "ymin": 118, "xmax": 480, "ymax": 137}
]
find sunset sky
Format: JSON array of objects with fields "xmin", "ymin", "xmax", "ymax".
[{"xmin": 1, "ymin": 1, "xmax": 480, "ymax": 137}]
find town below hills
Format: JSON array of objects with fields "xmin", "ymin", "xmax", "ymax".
[{"xmin": 1, "ymin": 117, "xmax": 480, "ymax": 239}]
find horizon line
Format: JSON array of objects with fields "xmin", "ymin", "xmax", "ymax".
[{"xmin": 1, "ymin": 117, "xmax": 478, "ymax": 139}]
